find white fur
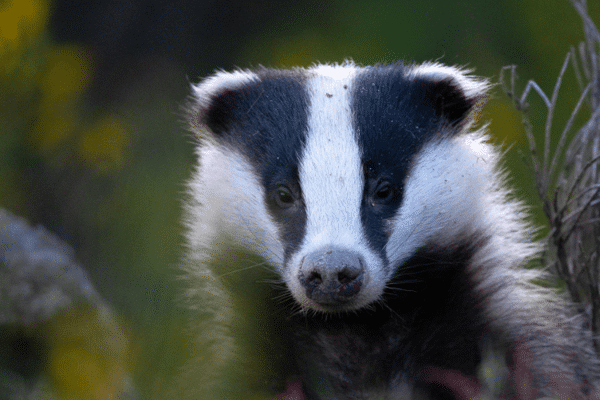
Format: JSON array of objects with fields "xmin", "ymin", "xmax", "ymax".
[
  {"xmin": 285, "ymin": 64, "xmax": 387, "ymax": 312},
  {"xmin": 186, "ymin": 145, "xmax": 284, "ymax": 271},
  {"xmin": 385, "ymin": 134, "xmax": 490, "ymax": 267}
]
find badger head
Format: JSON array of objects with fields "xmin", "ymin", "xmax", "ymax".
[{"xmin": 187, "ymin": 62, "xmax": 491, "ymax": 313}]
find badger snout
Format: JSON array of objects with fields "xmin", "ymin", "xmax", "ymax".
[{"xmin": 298, "ymin": 247, "xmax": 365, "ymax": 306}]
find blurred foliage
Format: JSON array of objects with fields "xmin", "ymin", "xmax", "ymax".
[
  {"xmin": 0, "ymin": 0, "xmax": 48, "ymax": 59},
  {"xmin": 0, "ymin": 0, "xmax": 597, "ymax": 398},
  {"xmin": 44, "ymin": 305, "xmax": 133, "ymax": 400}
]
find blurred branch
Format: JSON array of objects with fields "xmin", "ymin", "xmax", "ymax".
[{"xmin": 501, "ymin": 0, "xmax": 600, "ymax": 353}]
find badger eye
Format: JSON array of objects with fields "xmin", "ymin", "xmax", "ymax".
[
  {"xmin": 275, "ymin": 186, "xmax": 295, "ymax": 208},
  {"xmin": 373, "ymin": 181, "xmax": 394, "ymax": 203}
]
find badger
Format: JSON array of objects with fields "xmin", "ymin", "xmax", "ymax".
[{"xmin": 176, "ymin": 61, "xmax": 600, "ymax": 399}]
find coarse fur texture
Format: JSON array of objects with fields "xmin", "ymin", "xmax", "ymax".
[{"xmin": 175, "ymin": 61, "xmax": 600, "ymax": 399}]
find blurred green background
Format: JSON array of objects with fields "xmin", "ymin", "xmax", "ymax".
[{"xmin": 0, "ymin": 0, "xmax": 596, "ymax": 398}]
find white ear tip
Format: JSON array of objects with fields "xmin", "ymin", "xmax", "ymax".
[
  {"xmin": 411, "ymin": 63, "xmax": 491, "ymax": 99},
  {"xmin": 191, "ymin": 69, "xmax": 259, "ymax": 109}
]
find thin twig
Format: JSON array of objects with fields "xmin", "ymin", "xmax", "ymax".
[{"xmin": 548, "ymin": 81, "xmax": 593, "ymax": 180}]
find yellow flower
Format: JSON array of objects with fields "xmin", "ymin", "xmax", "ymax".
[
  {"xmin": 46, "ymin": 305, "xmax": 133, "ymax": 400},
  {"xmin": 79, "ymin": 115, "xmax": 130, "ymax": 174},
  {"xmin": 0, "ymin": 0, "xmax": 48, "ymax": 58},
  {"xmin": 42, "ymin": 45, "xmax": 94, "ymax": 103},
  {"xmin": 32, "ymin": 45, "xmax": 95, "ymax": 155}
]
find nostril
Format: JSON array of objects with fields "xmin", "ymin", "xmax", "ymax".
[
  {"xmin": 337, "ymin": 267, "xmax": 359, "ymax": 285},
  {"xmin": 308, "ymin": 270, "xmax": 323, "ymax": 285}
]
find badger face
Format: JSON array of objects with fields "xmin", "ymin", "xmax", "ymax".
[{"xmin": 188, "ymin": 62, "xmax": 490, "ymax": 313}]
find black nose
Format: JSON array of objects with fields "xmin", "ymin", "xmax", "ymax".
[{"xmin": 298, "ymin": 247, "xmax": 364, "ymax": 305}]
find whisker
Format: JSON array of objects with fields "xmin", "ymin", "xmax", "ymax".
[
  {"xmin": 377, "ymin": 298, "xmax": 405, "ymax": 322},
  {"xmin": 384, "ymin": 284, "xmax": 419, "ymax": 293},
  {"xmin": 215, "ymin": 260, "xmax": 268, "ymax": 278}
]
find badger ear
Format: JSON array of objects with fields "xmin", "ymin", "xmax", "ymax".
[
  {"xmin": 186, "ymin": 70, "xmax": 259, "ymax": 137},
  {"xmin": 412, "ymin": 64, "xmax": 490, "ymax": 127}
]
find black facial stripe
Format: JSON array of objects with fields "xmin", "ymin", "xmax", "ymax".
[
  {"xmin": 352, "ymin": 64, "xmax": 453, "ymax": 257},
  {"xmin": 203, "ymin": 69, "xmax": 310, "ymax": 260}
]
